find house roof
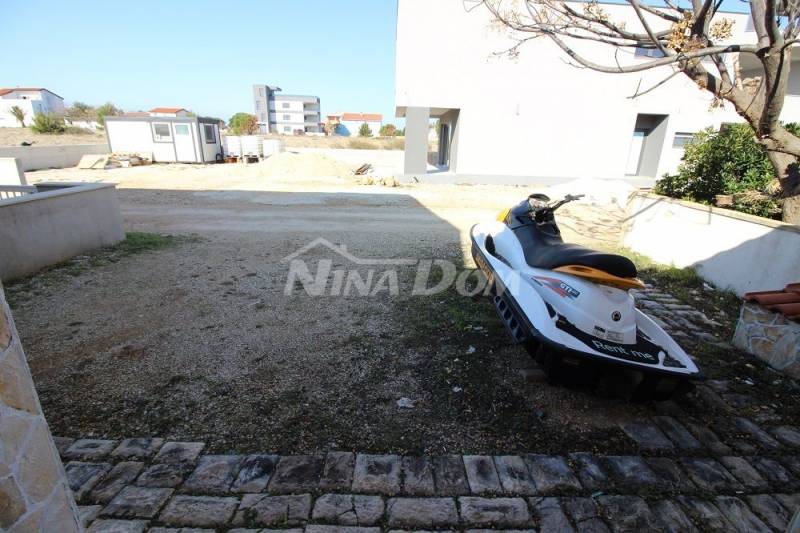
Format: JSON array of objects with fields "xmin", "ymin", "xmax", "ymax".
[
  {"xmin": 0, "ymin": 87, "xmax": 63, "ymax": 99},
  {"xmin": 341, "ymin": 112, "xmax": 382, "ymax": 122},
  {"xmin": 745, "ymin": 283, "xmax": 800, "ymax": 321},
  {"xmin": 149, "ymin": 107, "xmax": 186, "ymax": 113},
  {"xmin": 122, "ymin": 112, "xmax": 150, "ymax": 117}
]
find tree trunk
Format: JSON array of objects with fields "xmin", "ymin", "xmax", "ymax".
[{"xmin": 765, "ymin": 149, "xmax": 800, "ymax": 224}]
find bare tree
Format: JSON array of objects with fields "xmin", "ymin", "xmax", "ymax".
[
  {"xmin": 9, "ymin": 105, "xmax": 26, "ymax": 127},
  {"xmin": 475, "ymin": 0, "xmax": 800, "ymax": 223}
]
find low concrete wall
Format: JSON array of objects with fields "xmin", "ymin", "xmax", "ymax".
[
  {"xmin": 623, "ymin": 193, "xmax": 800, "ymax": 295},
  {"xmin": 0, "ymin": 183, "xmax": 124, "ymax": 281},
  {"xmin": 0, "ymin": 144, "xmax": 108, "ymax": 171}
]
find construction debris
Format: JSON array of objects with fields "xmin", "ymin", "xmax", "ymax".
[
  {"xmin": 354, "ymin": 163, "xmax": 373, "ymax": 175},
  {"xmin": 78, "ymin": 153, "xmax": 151, "ymax": 170}
]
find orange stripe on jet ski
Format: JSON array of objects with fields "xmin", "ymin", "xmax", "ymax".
[{"xmin": 553, "ymin": 265, "xmax": 646, "ymax": 290}]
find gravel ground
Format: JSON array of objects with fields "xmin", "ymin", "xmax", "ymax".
[{"xmin": 9, "ymin": 165, "xmax": 674, "ymax": 454}]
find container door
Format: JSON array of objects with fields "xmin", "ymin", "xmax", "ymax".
[{"xmin": 173, "ymin": 123, "xmax": 196, "ymax": 162}]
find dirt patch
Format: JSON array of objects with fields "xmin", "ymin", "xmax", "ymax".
[{"xmin": 0, "ymin": 127, "xmax": 107, "ymax": 146}]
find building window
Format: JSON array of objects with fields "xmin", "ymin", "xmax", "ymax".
[
  {"xmin": 256, "ymin": 101, "xmax": 261, "ymax": 110},
  {"xmin": 672, "ymin": 132, "xmax": 694, "ymax": 148},
  {"xmin": 283, "ymin": 114, "xmax": 291, "ymax": 121},
  {"xmin": 260, "ymin": 113, "xmax": 267, "ymax": 122},
  {"xmin": 259, "ymin": 88, "xmax": 265, "ymax": 96},
  {"xmin": 635, "ymin": 47, "xmax": 666, "ymax": 58},
  {"xmin": 203, "ymin": 124, "xmax": 216, "ymax": 143},
  {"xmin": 282, "ymin": 102, "xmax": 290, "ymax": 109},
  {"xmin": 283, "ymin": 125, "xmax": 291, "ymax": 132},
  {"xmin": 153, "ymin": 123, "xmax": 172, "ymax": 142}
]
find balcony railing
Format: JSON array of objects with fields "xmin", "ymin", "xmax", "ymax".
[{"xmin": 0, "ymin": 185, "xmax": 36, "ymax": 201}]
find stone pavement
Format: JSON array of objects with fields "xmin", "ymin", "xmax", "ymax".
[{"xmin": 56, "ymin": 426, "xmax": 800, "ymax": 533}]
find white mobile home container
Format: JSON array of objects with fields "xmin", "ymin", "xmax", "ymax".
[{"xmin": 105, "ymin": 116, "xmax": 223, "ymax": 163}]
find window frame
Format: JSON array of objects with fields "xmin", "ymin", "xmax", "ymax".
[
  {"xmin": 672, "ymin": 132, "xmax": 694, "ymax": 148},
  {"xmin": 282, "ymin": 114, "xmax": 291, "ymax": 121},
  {"xmin": 282, "ymin": 102, "xmax": 290, "ymax": 109},
  {"xmin": 203, "ymin": 123, "xmax": 216, "ymax": 144},
  {"xmin": 152, "ymin": 122, "xmax": 173, "ymax": 143}
]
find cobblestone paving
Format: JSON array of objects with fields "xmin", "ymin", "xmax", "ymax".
[{"xmin": 57, "ymin": 429, "xmax": 800, "ymax": 532}]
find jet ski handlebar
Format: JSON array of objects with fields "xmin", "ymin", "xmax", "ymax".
[{"xmin": 528, "ymin": 193, "xmax": 585, "ymax": 221}]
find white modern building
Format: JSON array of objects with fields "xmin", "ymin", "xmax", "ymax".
[
  {"xmin": 253, "ymin": 84, "xmax": 321, "ymax": 134},
  {"xmin": 0, "ymin": 87, "xmax": 65, "ymax": 127},
  {"xmin": 395, "ymin": 1, "xmax": 800, "ymax": 183},
  {"xmin": 328, "ymin": 112, "xmax": 384, "ymax": 136}
]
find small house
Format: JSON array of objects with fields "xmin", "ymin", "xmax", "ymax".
[
  {"xmin": 149, "ymin": 107, "xmax": 190, "ymax": 117},
  {"xmin": 328, "ymin": 112, "xmax": 383, "ymax": 137},
  {"xmin": 0, "ymin": 87, "xmax": 65, "ymax": 127},
  {"xmin": 105, "ymin": 115, "xmax": 222, "ymax": 163}
]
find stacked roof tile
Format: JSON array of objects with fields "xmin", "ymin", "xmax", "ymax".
[{"xmin": 745, "ymin": 283, "xmax": 800, "ymax": 321}]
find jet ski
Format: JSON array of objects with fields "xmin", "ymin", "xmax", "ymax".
[{"xmin": 470, "ymin": 193, "xmax": 700, "ymax": 400}]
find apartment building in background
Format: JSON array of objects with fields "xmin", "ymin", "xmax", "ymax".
[
  {"xmin": 253, "ymin": 84, "xmax": 321, "ymax": 134},
  {"xmin": 395, "ymin": 0, "xmax": 800, "ymax": 182}
]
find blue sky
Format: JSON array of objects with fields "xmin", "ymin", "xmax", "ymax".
[{"xmin": 0, "ymin": 0, "xmax": 399, "ymax": 124}]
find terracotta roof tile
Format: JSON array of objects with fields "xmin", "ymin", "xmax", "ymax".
[
  {"xmin": 149, "ymin": 107, "xmax": 186, "ymax": 113},
  {"xmin": 745, "ymin": 283, "xmax": 800, "ymax": 321},
  {"xmin": 341, "ymin": 112, "xmax": 382, "ymax": 122}
]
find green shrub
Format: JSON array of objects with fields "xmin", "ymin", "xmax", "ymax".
[
  {"xmin": 30, "ymin": 113, "xmax": 66, "ymax": 133},
  {"xmin": 358, "ymin": 122, "xmax": 372, "ymax": 137},
  {"xmin": 655, "ymin": 123, "xmax": 800, "ymax": 218},
  {"xmin": 96, "ymin": 102, "xmax": 121, "ymax": 126},
  {"xmin": 379, "ymin": 123, "xmax": 397, "ymax": 137},
  {"xmin": 229, "ymin": 112, "xmax": 258, "ymax": 135}
]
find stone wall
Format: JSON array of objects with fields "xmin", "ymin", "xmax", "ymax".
[
  {"xmin": 733, "ymin": 302, "xmax": 800, "ymax": 379},
  {"xmin": 0, "ymin": 282, "xmax": 82, "ymax": 531}
]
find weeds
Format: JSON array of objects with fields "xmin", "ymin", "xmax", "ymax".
[{"xmin": 6, "ymin": 232, "xmax": 193, "ymax": 308}]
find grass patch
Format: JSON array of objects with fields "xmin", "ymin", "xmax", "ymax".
[
  {"xmin": 6, "ymin": 232, "xmax": 192, "ymax": 308},
  {"xmin": 608, "ymin": 246, "xmax": 742, "ymax": 338}
]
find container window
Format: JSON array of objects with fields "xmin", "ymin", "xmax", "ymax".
[
  {"xmin": 203, "ymin": 124, "xmax": 216, "ymax": 143},
  {"xmin": 174, "ymin": 124, "xmax": 190, "ymax": 135},
  {"xmin": 153, "ymin": 123, "xmax": 171, "ymax": 142}
]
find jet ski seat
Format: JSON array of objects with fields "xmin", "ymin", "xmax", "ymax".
[{"xmin": 524, "ymin": 243, "xmax": 638, "ymax": 278}]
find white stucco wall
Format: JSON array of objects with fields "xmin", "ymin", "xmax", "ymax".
[
  {"xmin": 339, "ymin": 119, "xmax": 382, "ymax": 137},
  {"xmin": 0, "ymin": 99, "xmax": 45, "ymax": 128},
  {"xmin": 395, "ymin": 1, "xmax": 799, "ymax": 180},
  {"xmin": 623, "ymin": 193, "xmax": 800, "ymax": 295}
]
